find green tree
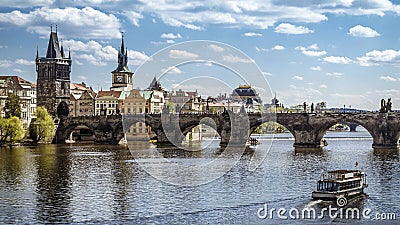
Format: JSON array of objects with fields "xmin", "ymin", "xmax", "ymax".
[
  {"xmin": 0, "ymin": 116, "xmax": 25, "ymax": 146},
  {"xmin": 4, "ymin": 93, "xmax": 21, "ymax": 118},
  {"xmin": 166, "ymin": 101, "xmax": 176, "ymax": 113},
  {"xmin": 29, "ymin": 107, "xmax": 55, "ymax": 144}
]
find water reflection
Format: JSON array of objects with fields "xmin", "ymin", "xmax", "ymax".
[
  {"xmin": 0, "ymin": 133, "xmax": 399, "ymax": 224},
  {"xmin": 34, "ymin": 145, "xmax": 72, "ymax": 223}
]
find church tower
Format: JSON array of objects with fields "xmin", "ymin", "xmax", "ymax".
[
  {"xmin": 36, "ymin": 25, "xmax": 72, "ymax": 118},
  {"xmin": 110, "ymin": 34, "xmax": 133, "ymax": 91}
]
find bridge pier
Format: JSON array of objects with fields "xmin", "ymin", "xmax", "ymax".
[
  {"xmin": 292, "ymin": 130, "xmax": 324, "ymax": 148},
  {"xmin": 371, "ymin": 113, "xmax": 400, "ymax": 149},
  {"xmin": 347, "ymin": 123, "xmax": 358, "ymax": 132}
]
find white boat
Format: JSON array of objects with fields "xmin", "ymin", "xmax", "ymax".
[{"xmin": 312, "ymin": 170, "xmax": 368, "ymax": 206}]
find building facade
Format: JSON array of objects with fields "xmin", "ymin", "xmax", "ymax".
[
  {"xmin": 69, "ymin": 83, "xmax": 96, "ymax": 117},
  {"xmin": 123, "ymin": 89, "xmax": 149, "ymax": 140},
  {"xmin": 0, "ymin": 76, "xmax": 36, "ymax": 128},
  {"xmin": 95, "ymin": 91, "xmax": 121, "ymax": 115},
  {"xmin": 167, "ymin": 89, "xmax": 202, "ymax": 113},
  {"xmin": 36, "ymin": 27, "xmax": 71, "ymax": 118}
]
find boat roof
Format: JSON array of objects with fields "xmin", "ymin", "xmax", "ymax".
[{"xmin": 328, "ymin": 170, "xmax": 360, "ymax": 174}]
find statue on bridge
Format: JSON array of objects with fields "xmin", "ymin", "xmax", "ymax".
[{"xmin": 380, "ymin": 98, "xmax": 392, "ymax": 113}]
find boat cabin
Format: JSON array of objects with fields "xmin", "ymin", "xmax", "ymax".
[{"xmin": 316, "ymin": 170, "xmax": 366, "ymax": 192}]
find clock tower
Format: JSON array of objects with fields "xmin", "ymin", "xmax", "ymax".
[{"xmin": 110, "ymin": 34, "xmax": 133, "ymax": 91}]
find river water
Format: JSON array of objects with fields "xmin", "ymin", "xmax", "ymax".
[{"xmin": 0, "ymin": 131, "xmax": 399, "ymax": 224}]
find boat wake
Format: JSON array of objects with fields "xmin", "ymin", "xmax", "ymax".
[{"xmin": 305, "ymin": 199, "xmax": 323, "ymax": 208}]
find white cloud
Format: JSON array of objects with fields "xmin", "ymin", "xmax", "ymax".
[
  {"xmin": 348, "ymin": 25, "xmax": 380, "ymax": 38},
  {"xmin": 122, "ymin": 11, "xmax": 143, "ymax": 27},
  {"xmin": 13, "ymin": 69, "xmax": 24, "ymax": 73},
  {"xmin": 274, "ymin": 23, "xmax": 314, "ymax": 34},
  {"xmin": 295, "ymin": 44, "xmax": 327, "ymax": 57},
  {"xmin": 63, "ymin": 39, "xmax": 148, "ymax": 66},
  {"xmin": 303, "ymin": 50, "xmax": 327, "ymax": 57},
  {"xmin": 161, "ymin": 33, "xmax": 182, "ymax": 39},
  {"xmin": 78, "ymin": 75, "xmax": 87, "ymax": 80},
  {"xmin": 1, "ymin": 1, "xmax": 399, "ymax": 32},
  {"xmin": 310, "ymin": 66, "xmax": 322, "ymax": 71},
  {"xmin": 0, "ymin": 7, "xmax": 121, "ymax": 39},
  {"xmin": 169, "ymin": 49, "xmax": 199, "ymax": 59},
  {"xmin": 128, "ymin": 50, "xmax": 150, "ymax": 66},
  {"xmin": 222, "ymin": 55, "xmax": 253, "ymax": 63},
  {"xmin": 292, "ymin": 75, "xmax": 304, "ymax": 80},
  {"xmin": 380, "ymin": 76, "xmax": 398, "ymax": 82},
  {"xmin": 0, "ymin": 60, "xmax": 12, "ymax": 67},
  {"xmin": 308, "ymin": 44, "xmax": 319, "ymax": 50},
  {"xmin": 357, "ymin": 49, "xmax": 400, "ymax": 66},
  {"xmin": 208, "ymin": 44, "xmax": 225, "ymax": 52},
  {"xmin": 326, "ymin": 72, "xmax": 344, "ymax": 77},
  {"xmin": 15, "ymin": 59, "xmax": 35, "ymax": 66},
  {"xmin": 162, "ymin": 66, "xmax": 184, "ymax": 74},
  {"xmin": 272, "ymin": 45, "xmax": 285, "ymax": 51},
  {"xmin": 322, "ymin": 56, "xmax": 352, "ymax": 64},
  {"xmin": 161, "ymin": 16, "xmax": 203, "ymax": 30},
  {"xmin": 244, "ymin": 32, "xmax": 262, "ymax": 37},
  {"xmin": 320, "ymin": 84, "xmax": 328, "ymax": 88},
  {"xmin": 256, "ymin": 47, "xmax": 268, "ymax": 52}
]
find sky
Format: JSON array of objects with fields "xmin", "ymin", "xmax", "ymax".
[{"xmin": 0, "ymin": 0, "xmax": 399, "ymax": 110}]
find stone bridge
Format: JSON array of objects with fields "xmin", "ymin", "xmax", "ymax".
[{"xmin": 54, "ymin": 111, "xmax": 400, "ymax": 149}]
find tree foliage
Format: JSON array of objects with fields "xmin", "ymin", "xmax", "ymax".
[
  {"xmin": 166, "ymin": 101, "xmax": 176, "ymax": 113},
  {"xmin": 0, "ymin": 116, "xmax": 25, "ymax": 146},
  {"xmin": 253, "ymin": 122, "xmax": 287, "ymax": 134},
  {"xmin": 4, "ymin": 93, "xmax": 21, "ymax": 118},
  {"xmin": 29, "ymin": 107, "xmax": 55, "ymax": 144}
]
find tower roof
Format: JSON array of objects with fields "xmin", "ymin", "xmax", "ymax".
[
  {"xmin": 112, "ymin": 34, "xmax": 131, "ymax": 73},
  {"xmin": 46, "ymin": 32, "xmax": 63, "ymax": 58}
]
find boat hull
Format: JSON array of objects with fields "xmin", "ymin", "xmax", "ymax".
[{"xmin": 312, "ymin": 187, "xmax": 365, "ymax": 200}]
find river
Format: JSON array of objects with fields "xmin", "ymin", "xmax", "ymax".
[{"xmin": 0, "ymin": 131, "xmax": 399, "ymax": 224}]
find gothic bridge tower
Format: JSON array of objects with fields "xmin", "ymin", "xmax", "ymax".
[{"xmin": 36, "ymin": 25, "xmax": 72, "ymax": 118}]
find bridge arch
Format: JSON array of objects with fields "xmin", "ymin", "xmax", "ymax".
[
  {"xmin": 315, "ymin": 115, "xmax": 377, "ymax": 145},
  {"xmin": 179, "ymin": 116, "xmax": 222, "ymax": 142},
  {"xmin": 60, "ymin": 122, "xmax": 96, "ymax": 142}
]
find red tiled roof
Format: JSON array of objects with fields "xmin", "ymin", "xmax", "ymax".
[
  {"xmin": 96, "ymin": 90, "xmax": 122, "ymax": 98},
  {"xmin": 0, "ymin": 75, "xmax": 33, "ymax": 86},
  {"xmin": 70, "ymin": 83, "xmax": 88, "ymax": 90}
]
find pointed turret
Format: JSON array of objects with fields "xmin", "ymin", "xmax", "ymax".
[
  {"xmin": 36, "ymin": 46, "xmax": 39, "ymax": 60},
  {"xmin": 120, "ymin": 32, "xmax": 125, "ymax": 53},
  {"xmin": 112, "ymin": 34, "xmax": 131, "ymax": 73},
  {"xmin": 46, "ymin": 31, "xmax": 63, "ymax": 58},
  {"xmin": 60, "ymin": 44, "xmax": 65, "ymax": 58}
]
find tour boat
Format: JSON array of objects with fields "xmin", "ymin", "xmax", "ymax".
[{"xmin": 312, "ymin": 170, "xmax": 368, "ymax": 206}]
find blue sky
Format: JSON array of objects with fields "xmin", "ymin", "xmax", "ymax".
[{"xmin": 0, "ymin": 0, "xmax": 399, "ymax": 110}]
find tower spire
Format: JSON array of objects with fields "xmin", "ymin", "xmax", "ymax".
[
  {"xmin": 36, "ymin": 46, "xmax": 39, "ymax": 59},
  {"xmin": 120, "ymin": 31, "xmax": 125, "ymax": 53},
  {"xmin": 60, "ymin": 38, "xmax": 65, "ymax": 58}
]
